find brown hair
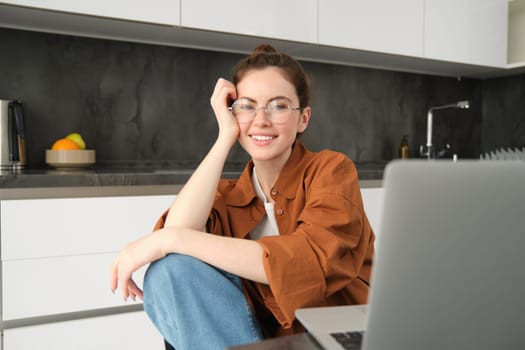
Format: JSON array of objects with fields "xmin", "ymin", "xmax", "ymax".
[{"xmin": 231, "ymin": 44, "xmax": 312, "ymax": 108}]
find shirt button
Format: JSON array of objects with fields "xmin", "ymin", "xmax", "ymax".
[
  {"xmin": 271, "ymin": 188, "xmax": 278, "ymax": 196},
  {"xmin": 276, "ymin": 209, "xmax": 284, "ymax": 215}
]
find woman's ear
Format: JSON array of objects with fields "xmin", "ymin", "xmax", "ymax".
[{"xmin": 297, "ymin": 106, "xmax": 312, "ymax": 134}]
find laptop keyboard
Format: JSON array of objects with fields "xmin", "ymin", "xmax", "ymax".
[{"xmin": 330, "ymin": 331, "xmax": 363, "ymax": 350}]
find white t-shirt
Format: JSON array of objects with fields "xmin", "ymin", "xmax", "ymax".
[{"xmin": 248, "ymin": 167, "xmax": 280, "ymax": 240}]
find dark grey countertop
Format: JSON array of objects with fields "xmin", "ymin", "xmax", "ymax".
[{"xmin": 0, "ymin": 161, "xmax": 385, "ymax": 189}]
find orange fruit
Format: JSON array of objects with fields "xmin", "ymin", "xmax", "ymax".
[{"xmin": 51, "ymin": 138, "xmax": 81, "ymax": 150}]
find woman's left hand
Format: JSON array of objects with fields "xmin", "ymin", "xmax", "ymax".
[{"xmin": 110, "ymin": 231, "xmax": 169, "ymax": 300}]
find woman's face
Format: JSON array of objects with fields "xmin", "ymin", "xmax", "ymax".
[{"xmin": 235, "ymin": 67, "xmax": 311, "ymax": 166}]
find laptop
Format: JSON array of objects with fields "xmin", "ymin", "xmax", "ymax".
[{"xmin": 296, "ymin": 160, "xmax": 525, "ymax": 350}]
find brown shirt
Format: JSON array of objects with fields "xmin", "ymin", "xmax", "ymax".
[{"xmin": 156, "ymin": 140, "xmax": 375, "ymax": 337}]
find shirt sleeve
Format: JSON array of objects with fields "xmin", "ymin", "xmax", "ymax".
[{"xmin": 256, "ymin": 154, "xmax": 374, "ymax": 327}]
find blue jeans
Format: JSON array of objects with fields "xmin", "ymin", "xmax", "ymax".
[{"xmin": 143, "ymin": 254, "xmax": 264, "ymax": 350}]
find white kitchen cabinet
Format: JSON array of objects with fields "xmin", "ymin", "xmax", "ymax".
[
  {"xmin": 3, "ymin": 311, "xmax": 163, "ymax": 350},
  {"xmin": 0, "ymin": 194, "xmax": 174, "ymax": 349},
  {"xmin": 0, "ymin": 0, "xmax": 180, "ymax": 25},
  {"xmin": 361, "ymin": 187, "xmax": 384, "ymax": 245},
  {"xmin": 424, "ymin": 0, "xmax": 507, "ymax": 67},
  {"xmin": 2, "ymin": 253, "xmax": 147, "ymax": 320},
  {"xmin": 508, "ymin": 0, "xmax": 525, "ymax": 65},
  {"xmin": 318, "ymin": 0, "xmax": 424, "ymax": 57},
  {"xmin": 318, "ymin": 0, "xmax": 508, "ymax": 70},
  {"xmin": 1, "ymin": 195, "xmax": 173, "ymax": 260},
  {"xmin": 0, "ymin": 0, "xmax": 512, "ymax": 77},
  {"xmin": 181, "ymin": 0, "xmax": 317, "ymax": 44}
]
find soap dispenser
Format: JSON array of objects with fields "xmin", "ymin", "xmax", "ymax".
[{"xmin": 399, "ymin": 135, "xmax": 409, "ymax": 159}]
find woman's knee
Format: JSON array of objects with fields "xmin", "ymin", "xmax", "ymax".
[
  {"xmin": 143, "ymin": 254, "xmax": 204, "ymax": 317},
  {"xmin": 144, "ymin": 254, "xmax": 210, "ymax": 292}
]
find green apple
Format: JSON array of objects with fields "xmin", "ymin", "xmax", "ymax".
[{"xmin": 65, "ymin": 132, "xmax": 86, "ymax": 150}]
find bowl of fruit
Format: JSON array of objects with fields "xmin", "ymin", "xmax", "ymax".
[{"xmin": 46, "ymin": 133, "xmax": 96, "ymax": 168}]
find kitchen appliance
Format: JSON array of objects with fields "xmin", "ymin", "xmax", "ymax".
[{"xmin": 0, "ymin": 99, "xmax": 27, "ymax": 169}]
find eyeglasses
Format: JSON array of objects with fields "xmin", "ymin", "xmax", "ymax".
[{"xmin": 228, "ymin": 98, "xmax": 301, "ymax": 124}]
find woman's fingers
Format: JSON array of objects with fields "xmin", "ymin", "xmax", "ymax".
[
  {"xmin": 210, "ymin": 78, "xmax": 240, "ymax": 143},
  {"xmin": 211, "ymin": 78, "xmax": 237, "ymax": 118},
  {"xmin": 109, "ymin": 258, "xmax": 119, "ymax": 293},
  {"xmin": 110, "ymin": 253, "xmax": 137, "ymax": 300},
  {"xmin": 128, "ymin": 280, "xmax": 144, "ymax": 301},
  {"xmin": 211, "ymin": 78, "xmax": 237, "ymax": 108},
  {"xmin": 110, "ymin": 233, "xmax": 166, "ymax": 300}
]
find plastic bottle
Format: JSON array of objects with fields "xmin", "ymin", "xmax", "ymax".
[{"xmin": 399, "ymin": 135, "xmax": 409, "ymax": 159}]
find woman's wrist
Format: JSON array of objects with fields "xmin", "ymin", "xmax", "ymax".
[
  {"xmin": 152, "ymin": 227, "xmax": 175, "ymax": 256},
  {"xmin": 217, "ymin": 125, "xmax": 239, "ymax": 148}
]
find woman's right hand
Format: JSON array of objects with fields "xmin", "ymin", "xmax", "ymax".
[
  {"xmin": 210, "ymin": 78, "xmax": 239, "ymax": 146},
  {"xmin": 110, "ymin": 231, "xmax": 168, "ymax": 300}
]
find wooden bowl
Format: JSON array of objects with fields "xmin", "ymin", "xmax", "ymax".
[{"xmin": 46, "ymin": 149, "xmax": 96, "ymax": 168}]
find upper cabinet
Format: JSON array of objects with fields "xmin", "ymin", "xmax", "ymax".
[
  {"xmin": 318, "ymin": 0, "xmax": 424, "ymax": 58},
  {"xmin": 508, "ymin": 0, "xmax": 525, "ymax": 66},
  {"xmin": 424, "ymin": 0, "xmax": 507, "ymax": 67},
  {"xmin": 318, "ymin": 0, "xmax": 507, "ymax": 68},
  {"xmin": 0, "ymin": 0, "xmax": 180, "ymax": 25},
  {"xmin": 180, "ymin": 0, "xmax": 317, "ymax": 44},
  {"xmin": 0, "ymin": 0, "xmax": 515, "ymax": 77}
]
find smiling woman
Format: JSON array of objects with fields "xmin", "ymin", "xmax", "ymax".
[{"xmin": 111, "ymin": 44, "xmax": 375, "ymax": 350}]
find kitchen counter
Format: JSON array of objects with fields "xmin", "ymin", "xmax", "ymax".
[{"xmin": 0, "ymin": 161, "xmax": 385, "ymax": 199}]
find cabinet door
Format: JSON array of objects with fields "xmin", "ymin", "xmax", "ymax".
[
  {"xmin": 1, "ymin": 195, "xmax": 174, "ymax": 260},
  {"xmin": 3, "ymin": 311, "xmax": 163, "ymax": 350},
  {"xmin": 181, "ymin": 0, "xmax": 317, "ymax": 43},
  {"xmin": 1, "ymin": 0, "xmax": 180, "ymax": 25},
  {"xmin": 424, "ymin": 0, "xmax": 507, "ymax": 67},
  {"xmin": 2, "ymin": 253, "xmax": 146, "ymax": 320},
  {"xmin": 318, "ymin": 0, "xmax": 424, "ymax": 57},
  {"xmin": 1, "ymin": 195, "xmax": 173, "ymax": 320},
  {"xmin": 361, "ymin": 187, "xmax": 384, "ymax": 244},
  {"xmin": 508, "ymin": 0, "xmax": 525, "ymax": 64}
]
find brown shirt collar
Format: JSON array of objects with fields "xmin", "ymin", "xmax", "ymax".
[{"xmin": 225, "ymin": 140, "xmax": 312, "ymax": 206}]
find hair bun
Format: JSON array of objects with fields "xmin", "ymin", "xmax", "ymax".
[{"xmin": 251, "ymin": 44, "xmax": 277, "ymax": 55}]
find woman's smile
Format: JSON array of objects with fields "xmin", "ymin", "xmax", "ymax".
[{"xmin": 250, "ymin": 134, "xmax": 276, "ymax": 143}]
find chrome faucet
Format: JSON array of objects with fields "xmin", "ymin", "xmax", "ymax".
[{"xmin": 420, "ymin": 100, "xmax": 470, "ymax": 159}]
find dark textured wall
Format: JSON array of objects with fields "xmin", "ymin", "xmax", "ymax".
[
  {"xmin": 0, "ymin": 28, "xmax": 522, "ymax": 167},
  {"xmin": 481, "ymin": 74, "xmax": 525, "ymax": 154}
]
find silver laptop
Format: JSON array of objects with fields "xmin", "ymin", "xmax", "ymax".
[{"xmin": 296, "ymin": 160, "xmax": 525, "ymax": 350}]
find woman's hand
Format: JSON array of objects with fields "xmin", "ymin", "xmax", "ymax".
[
  {"xmin": 110, "ymin": 231, "xmax": 169, "ymax": 300},
  {"xmin": 210, "ymin": 78, "xmax": 239, "ymax": 146}
]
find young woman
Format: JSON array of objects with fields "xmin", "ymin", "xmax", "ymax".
[{"xmin": 110, "ymin": 45, "xmax": 375, "ymax": 350}]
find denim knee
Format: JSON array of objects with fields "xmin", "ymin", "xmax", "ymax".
[
  {"xmin": 143, "ymin": 255, "xmax": 205, "ymax": 333},
  {"xmin": 142, "ymin": 254, "xmax": 263, "ymax": 349},
  {"xmin": 144, "ymin": 254, "xmax": 242, "ymax": 293},
  {"xmin": 145, "ymin": 254, "xmax": 192, "ymax": 286},
  {"xmin": 144, "ymin": 254, "xmax": 201, "ymax": 302}
]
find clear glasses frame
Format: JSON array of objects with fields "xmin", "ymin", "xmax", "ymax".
[{"xmin": 228, "ymin": 98, "xmax": 302, "ymax": 124}]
